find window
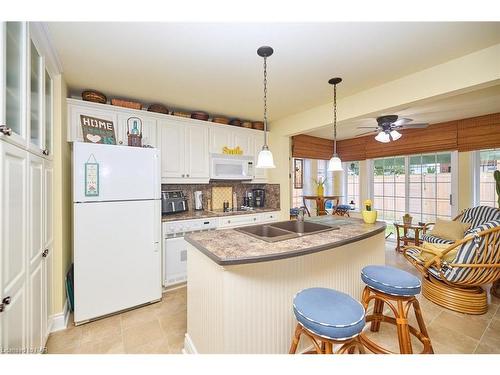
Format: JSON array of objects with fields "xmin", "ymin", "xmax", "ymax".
[
  {"xmin": 371, "ymin": 152, "xmax": 456, "ymax": 238},
  {"xmin": 475, "ymin": 149, "xmax": 500, "ymax": 208},
  {"xmin": 343, "ymin": 161, "xmax": 360, "ymax": 210},
  {"xmin": 373, "ymin": 156, "xmax": 406, "ymax": 222}
]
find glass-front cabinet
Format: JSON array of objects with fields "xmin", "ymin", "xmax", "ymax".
[{"xmin": 1, "ymin": 22, "xmax": 53, "ymax": 156}]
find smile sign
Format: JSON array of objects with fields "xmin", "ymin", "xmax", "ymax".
[{"xmin": 80, "ymin": 115, "xmax": 117, "ymax": 145}]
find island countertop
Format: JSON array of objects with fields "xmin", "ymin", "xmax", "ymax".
[{"xmin": 184, "ymin": 216, "xmax": 386, "ymax": 265}]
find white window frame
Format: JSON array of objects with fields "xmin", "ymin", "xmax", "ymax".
[
  {"xmin": 368, "ymin": 150, "xmax": 458, "ymax": 223},
  {"xmin": 473, "ymin": 148, "xmax": 499, "ymax": 208},
  {"xmin": 342, "ymin": 161, "xmax": 361, "ymax": 212}
]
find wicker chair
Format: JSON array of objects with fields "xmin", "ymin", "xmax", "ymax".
[{"xmin": 403, "ymin": 219, "xmax": 500, "ymax": 315}]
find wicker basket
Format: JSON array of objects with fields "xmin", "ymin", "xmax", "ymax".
[
  {"xmin": 252, "ymin": 121, "xmax": 264, "ymax": 130},
  {"xmin": 212, "ymin": 117, "xmax": 230, "ymax": 125},
  {"xmin": 191, "ymin": 111, "xmax": 209, "ymax": 121},
  {"xmin": 111, "ymin": 98, "xmax": 142, "ymax": 110},
  {"xmin": 241, "ymin": 121, "xmax": 253, "ymax": 129},
  {"xmin": 172, "ymin": 111, "xmax": 191, "ymax": 118},
  {"xmin": 229, "ymin": 119, "xmax": 242, "ymax": 127},
  {"xmin": 82, "ymin": 90, "xmax": 107, "ymax": 104},
  {"xmin": 147, "ymin": 103, "xmax": 169, "ymax": 114}
]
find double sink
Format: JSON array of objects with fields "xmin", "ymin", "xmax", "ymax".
[{"xmin": 235, "ymin": 220, "xmax": 340, "ymax": 242}]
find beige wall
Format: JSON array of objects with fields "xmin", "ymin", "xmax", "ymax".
[{"xmin": 52, "ymin": 75, "xmax": 72, "ymax": 315}]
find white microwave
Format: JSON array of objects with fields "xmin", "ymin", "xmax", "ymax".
[{"xmin": 210, "ymin": 154, "xmax": 254, "ymax": 180}]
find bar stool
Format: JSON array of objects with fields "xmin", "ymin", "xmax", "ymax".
[
  {"xmin": 289, "ymin": 287, "xmax": 366, "ymax": 354},
  {"xmin": 359, "ymin": 265, "xmax": 433, "ymax": 354}
]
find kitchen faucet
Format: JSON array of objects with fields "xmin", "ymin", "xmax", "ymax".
[{"xmin": 297, "ymin": 207, "xmax": 306, "ymax": 222}]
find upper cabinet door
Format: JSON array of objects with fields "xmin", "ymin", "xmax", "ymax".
[
  {"xmin": 43, "ymin": 69, "xmax": 52, "ymax": 158},
  {"xmin": 116, "ymin": 113, "xmax": 157, "ymax": 148},
  {"xmin": 185, "ymin": 124, "xmax": 209, "ymax": 179},
  {"xmin": 29, "ymin": 38, "xmax": 44, "ymax": 154},
  {"xmin": 232, "ymin": 128, "xmax": 254, "ymax": 157},
  {"xmin": 1, "ymin": 22, "xmax": 28, "ymax": 147},
  {"xmin": 209, "ymin": 126, "xmax": 232, "ymax": 154},
  {"xmin": 159, "ymin": 120, "xmax": 185, "ymax": 179}
]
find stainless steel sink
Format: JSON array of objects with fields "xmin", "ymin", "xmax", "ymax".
[{"xmin": 235, "ymin": 220, "xmax": 339, "ymax": 242}]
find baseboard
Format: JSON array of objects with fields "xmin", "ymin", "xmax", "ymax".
[
  {"xmin": 50, "ymin": 300, "xmax": 70, "ymax": 333},
  {"xmin": 183, "ymin": 333, "xmax": 198, "ymax": 354}
]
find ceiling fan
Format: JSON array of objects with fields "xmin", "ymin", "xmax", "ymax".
[{"xmin": 356, "ymin": 115, "xmax": 429, "ymax": 143}]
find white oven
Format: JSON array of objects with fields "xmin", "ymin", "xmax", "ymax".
[
  {"xmin": 163, "ymin": 218, "xmax": 217, "ymax": 287},
  {"xmin": 210, "ymin": 154, "xmax": 254, "ymax": 180}
]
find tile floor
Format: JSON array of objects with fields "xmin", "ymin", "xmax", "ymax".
[{"xmin": 46, "ymin": 242, "xmax": 500, "ymax": 354}]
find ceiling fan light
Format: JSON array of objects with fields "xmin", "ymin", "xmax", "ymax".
[
  {"xmin": 256, "ymin": 147, "xmax": 275, "ymax": 169},
  {"xmin": 390, "ymin": 130, "xmax": 402, "ymax": 141},
  {"xmin": 328, "ymin": 155, "xmax": 343, "ymax": 171},
  {"xmin": 375, "ymin": 132, "xmax": 390, "ymax": 143}
]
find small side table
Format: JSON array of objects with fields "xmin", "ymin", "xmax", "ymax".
[{"xmin": 393, "ymin": 222, "xmax": 425, "ymax": 253}]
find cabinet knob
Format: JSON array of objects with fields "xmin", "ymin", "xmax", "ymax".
[
  {"xmin": 42, "ymin": 249, "xmax": 49, "ymax": 258},
  {"xmin": 181, "ymin": 174, "xmax": 185, "ymax": 178},
  {"xmin": 0, "ymin": 125, "xmax": 13, "ymax": 136},
  {"xmin": 119, "ymin": 141, "xmax": 123, "ymax": 145},
  {"xmin": 2, "ymin": 296, "xmax": 11, "ymax": 305},
  {"xmin": 186, "ymin": 174, "xmax": 190, "ymax": 178},
  {"xmin": 42, "ymin": 149, "xmax": 49, "ymax": 156}
]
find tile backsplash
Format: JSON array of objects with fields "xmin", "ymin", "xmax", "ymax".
[{"xmin": 162, "ymin": 182, "xmax": 280, "ymax": 212}]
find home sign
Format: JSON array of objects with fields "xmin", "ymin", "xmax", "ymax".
[{"xmin": 80, "ymin": 115, "xmax": 117, "ymax": 145}]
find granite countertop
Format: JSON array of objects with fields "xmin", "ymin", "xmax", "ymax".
[
  {"xmin": 185, "ymin": 216, "xmax": 386, "ymax": 265},
  {"xmin": 162, "ymin": 208, "xmax": 279, "ymax": 222}
]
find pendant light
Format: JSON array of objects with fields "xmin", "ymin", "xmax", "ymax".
[
  {"xmin": 327, "ymin": 77, "xmax": 343, "ymax": 171},
  {"xmin": 256, "ymin": 46, "xmax": 275, "ymax": 169}
]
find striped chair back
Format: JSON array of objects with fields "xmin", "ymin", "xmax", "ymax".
[
  {"xmin": 460, "ymin": 206, "xmax": 500, "ymax": 232},
  {"xmin": 444, "ymin": 219, "xmax": 500, "ymax": 284}
]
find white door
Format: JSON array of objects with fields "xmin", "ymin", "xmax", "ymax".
[
  {"xmin": 209, "ymin": 126, "xmax": 232, "ymax": 154},
  {"xmin": 185, "ymin": 124, "xmax": 209, "ymax": 179},
  {"xmin": 116, "ymin": 114, "xmax": 157, "ymax": 148},
  {"xmin": 232, "ymin": 129, "xmax": 254, "ymax": 157},
  {"xmin": 253, "ymin": 133, "xmax": 268, "ymax": 182},
  {"xmin": 72, "ymin": 142, "xmax": 160, "ymax": 202},
  {"xmin": 159, "ymin": 120, "xmax": 185, "ymax": 179},
  {"xmin": 42, "ymin": 160, "xmax": 53, "ymax": 341},
  {"xmin": 28, "ymin": 153, "xmax": 44, "ymax": 351},
  {"xmin": 1, "ymin": 22, "xmax": 29, "ymax": 149},
  {"xmin": 163, "ymin": 237, "xmax": 188, "ymax": 286},
  {"xmin": 74, "ymin": 200, "xmax": 161, "ymax": 323},
  {"xmin": 0, "ymin": 141, "xmax": 28, "ymax": 351}
]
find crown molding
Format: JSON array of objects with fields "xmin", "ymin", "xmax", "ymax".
[{"xmin": 29, "ymin": 22, "xmax": 63, "ymax": 76}]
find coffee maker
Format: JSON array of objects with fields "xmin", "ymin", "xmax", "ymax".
[{"xmin": 252, "ymin": 188, "xmax": 265, "ymax": 208}]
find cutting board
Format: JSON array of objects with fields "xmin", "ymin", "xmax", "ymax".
[{"xmin": 211, "ymin": 186, "xmax": 233, "ymax": 210}]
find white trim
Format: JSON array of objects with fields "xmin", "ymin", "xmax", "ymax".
[
  {"xmin": 28, "ymin": 22, "xmax": 63, "ymax": 76},
  {"xmin": 451, "ymin": 150, "xmax": 459, "ymax": 216},
  {"xmin": 183, "ymin": 333, "xmax": 198, "ymax": 354},
  {"xmin": 49, "ymin": 299, "xmax": 70, "ymax": 333}
]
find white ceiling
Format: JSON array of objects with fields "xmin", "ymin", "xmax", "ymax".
[
  {"xmin": 306, "ymin": 84, "xmax": 500, "ymax": 140},
  {"xmin": 47, "ymin": 22, "xmax": 500, "ymax": 122}
]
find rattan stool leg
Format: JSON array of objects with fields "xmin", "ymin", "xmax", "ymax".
[
  {"xmin": 370, "ymin": 298, "xmax": 384, "ymax": 332},
  {"xmin": 289, "ymin": 324, "xmax": 302, "ymax": 354},
  {"xmin": 395, "ymin": 300, "xmax": 413, "ymax": 354}
]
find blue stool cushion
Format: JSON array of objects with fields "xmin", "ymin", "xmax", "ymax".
[
  {"xmin": 293, "ymin": 287, "xmax": 365, "ymax": 340},
  {"xmin": 361, "ymin": 265, "xmax": 421, "ymax": 296}
]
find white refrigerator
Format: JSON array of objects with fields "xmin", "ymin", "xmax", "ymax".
[{"xmin": 73, "ymin": 142, "xmax": 162, "ymax": 324}]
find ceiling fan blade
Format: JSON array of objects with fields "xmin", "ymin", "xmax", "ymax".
[
  {"xmin": 357, "ymin": 126, "xmax": 379, "ymax": 129},
  {"xmin": 392, "ymin": 117, "xmax": 413, "ymax": 126},
  {"xmin": 398, "ymin": 123, "xmax": 429, "ymax": 129},
  {"xmin": 355, "ymin": 130, "xmax": 378, "ymax": 137}
]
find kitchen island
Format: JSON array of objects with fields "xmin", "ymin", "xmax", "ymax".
[{"xmin": 183, "ymin": 216, "xmax": 386, "ymax": 354}]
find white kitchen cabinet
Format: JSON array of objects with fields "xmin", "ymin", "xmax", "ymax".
[
  {"xmin": 42, "ymin": 160, "xmax": 53, "ymax": 341},
  {"xmin": 116, "ymin": 113, "xmax": 157, "ymax": 148},
  {"xmin": 68, "ymin": 102, "xmax": 118, "ymax": 143},
  {"xmin": 0, "ymin": 141, "xmax": 28, "ymax": 352},
  {"xmin": 217, "ymin": 211, "xmax": 279, "ymax": 229},
  {"xmin": 209, "ymin": 126, "xmax": 254, "ymax": 157},
  {"xmin": 159, "ymin": 119, "xmax": 209, "ymax": 183},
  {"xmin": 258, "ymin": 211, "xmax": 280, "ymax": 223},
  {"xmin": 0, "ymin": 22, "xmax": 55, "ymax": 353}
]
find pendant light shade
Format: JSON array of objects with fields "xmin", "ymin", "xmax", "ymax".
[
  {"xmin": 256, "ymin": 46, "xmax": 276, "ymax": 169},
  {"xmin": 256, "ymin": 146, "xmax": 275, "ymax": 169},
  {"xmin": 327, "ymin": 77, "xmax": 343, "ymax": 172},
  {"xmin": 375, "ymin": 131, "xmax": 390, "ymax": 143},
  {"xmin": 390, "ymin": 130, "xmax": 402, "ymax": 141},
  {"xmin": 328, "ymin": 155, "xmax": 343, "ymax": 171}
]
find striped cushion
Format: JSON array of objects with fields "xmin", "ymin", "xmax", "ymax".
[
  {"xmin": 461, "ymin": 206, "xmax": 500, "ymax": 233},
  {"xmin": 421, "ymin": 233, "xmax": 454, "ymax": 245},
  {"xmin": 443, "ymin": 219, "xmax": 500, "ymax": 283}
]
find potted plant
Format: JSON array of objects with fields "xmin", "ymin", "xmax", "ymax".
[
  {"xmin": 403, "ymin": 213, "xmax": 413, "ymax": 225},
  {"xmin": 313, "ymin": 176, "xmax": 325, "ymax": 197},
  {"xmin": 362, "ymin": 199, "xmax": 377, "ymax": 224}
]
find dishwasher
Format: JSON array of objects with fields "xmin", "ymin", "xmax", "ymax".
[{"xmin": 163, "ymin": 217, "xmax": 218, "ymax": 287}]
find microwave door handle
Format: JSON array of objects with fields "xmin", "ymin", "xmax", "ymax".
[
  {"xmin": 182, "ymin": 201, "xmax": 186, "ymax": 210},
  {"xmin": 170, "ymin": 202, "xmax": 175, "ymax": 211}
]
